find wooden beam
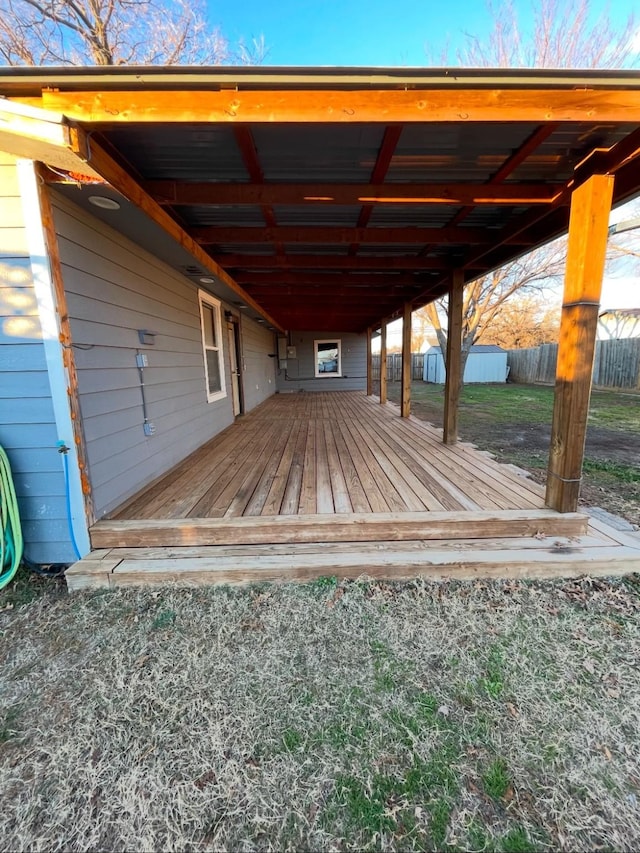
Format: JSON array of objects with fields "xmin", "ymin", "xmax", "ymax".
[
  {"xmin": 38, "ymin": 88, "xmax": 640, "ymax": 125},
  {"xmin": 0, "ymin": 99, "xmax": 103, "ymax": 180},
  {"xmin": 366, "ymin": 327, "xmax": 373, "ymax": 396},
  {"xmin": 145, "ymin": 180, "xmax": 563, "ymax": 206},
  {"xmin": 89, "ymin": 509, "xmax": 590, "ymax": 549},
  {"xmin": 455, "ymin": 125, "xmax": 640, "ymax": 282},
  {"xmin": 546, "ymin": 174, "xmax": 614, "ymax": 513},
  {"xmin": 572, "ymin": 125, "xmax": 640, "ymax": 189},
  {"xmin": 194, "ymin": 225, "xmax": 531, "ymax": 245},
  {"xmin": 234, "ymin": 271, "xmax": 433, "ymax": 286},
  {"xmin": 401, "ymin": 303, "xmax": 412, "ymax": 418},
  {"xmin": 215, "ymin": 254, "xmax": 464, "ymax": 271},
  {"xmin": 443, "ymin": 270, "xmax": 464, "ymax": 445},
  {"xmin": 379, "ymin": 321, "xmax": 388, "ymax": 404},
  {"xmin": 67, "ymin": 128, "xmax": 284, "ymax": 332}
]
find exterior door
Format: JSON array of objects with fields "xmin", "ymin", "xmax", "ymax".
[{"xmin": 227, "ymin": 320, "xmax": 242, "ymax": 417}]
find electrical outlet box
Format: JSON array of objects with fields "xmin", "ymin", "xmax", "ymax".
[
  {"xmin": 143, "ymin": 422, "xmax": 156, "ymax": 436},
  {"xmin": 136, "ymin": 353, "xmax": 148, "ymax": 368},
  {"xmin": 287, "ymin": 346, "xmax": 297, "ymax": 359}
]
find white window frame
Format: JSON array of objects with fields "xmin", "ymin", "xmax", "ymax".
[
  {"xmin": 198, "ymin": 290, "xmax": 227, "ymax": 403},
  {"xmin": 314, "ymin": 338, "xmax": 342, "ymax": 378}
]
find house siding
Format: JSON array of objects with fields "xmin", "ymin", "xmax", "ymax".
[
  {"xmin": 275, "ymin": 331, "xmax": 366, "ymax": 392},
  {"xmin": 51, "ymin": 192, "xmax": 239, "ymax": 518},
  {"xmin": 0, "ymin": 154, "xmax": 74, "ymax": 563}
]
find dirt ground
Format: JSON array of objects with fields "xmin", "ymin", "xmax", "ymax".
[
  {"xmin": 387, "ymin": 382, "xmax": 640, "ymax": 526},
  {"xmin": 460, "ymin": 420, "xmax": 638, "ymax": 524}
]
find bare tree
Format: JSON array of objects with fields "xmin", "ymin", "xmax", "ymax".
[
  {"xmin": 424, "ymin": 0, "xmax": 639, "ymax": 383},
  {"xmin": 477, "ymin": 294, "xmax": 560, "ymax": 350},
  {"xmin": 411, "ymin": 308, "xmax": 438, "ymax": 353},
  {"xmin": 0, "ymin": 0, "xmax": 267, "ymax": 66},
  {"xmin": 423, "ymin": 244, "xmax": 565, "ymax": 378},
  {"xmin": 457, "ymin": 0, "xmax": 639, "ymax": 69}
]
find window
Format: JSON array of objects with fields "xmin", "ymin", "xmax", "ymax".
[
  {"xmin": 199, "ymin": 290, "xmax": 226, "ymax": 402},
  {"xmin": 314, "ymin": 339, "xmax": 342, "ymax": 377}
]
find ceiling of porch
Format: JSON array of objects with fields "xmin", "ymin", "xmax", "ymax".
[{"xmin": 4, "ymin": 67, "xmax": 640, "ymax": 332}]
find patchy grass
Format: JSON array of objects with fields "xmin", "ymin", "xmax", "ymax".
[
  {"xmin": 1, "ymin": 577, "xmax": 640, "ymax": 851},
  {"xmin": 390, "ymin": 381, "xmax": 640, "ymax": 432},
  {"xmin": 582, "ymin": 458, "xmax": 640, "ymax": 484}
]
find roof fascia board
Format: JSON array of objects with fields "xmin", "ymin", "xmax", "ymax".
[{"xmin": 26, "ymin": 87, "xmax": 640, "ymax": 124}]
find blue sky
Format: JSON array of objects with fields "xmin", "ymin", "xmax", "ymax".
[{"xmin": 212, "ymin": 0, "xmax": 639, "ymax": 66}]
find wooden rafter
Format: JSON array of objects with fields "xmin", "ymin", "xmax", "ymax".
[
  {"xmin": 351, "ymin": 125, "xmax": 403, "ymax": 253},
  {"xmin": 145, "ymin": 181, "xmax": 565, "ymax": 206},
  {"xmin": 465, "ymin": 125, "xmax": 640, "ymax": 278},
  {"xmin": 213, "ymin": 254, "xmax": 464, "ymax": 271},
  {"xmin": 233, "ymin": 271, "xmax": 431, "ymax": 286},
  {"xmin": 36, "ymin": 88, "xmax": 640, "ymax": 124},
  {"xmin": 233, "ymin": 126, "xmax": 280, "ymax": 246},
  {"xmin": 193, "ymin": 225, "xmax": 533, "ymax": 246},
  {"xmin": 447, "ymin": 123, "xmax": 560, "ymax": 228},
  {"xmin": 572, "ymin": 124, "xmax": 640, "ymax": 186}
]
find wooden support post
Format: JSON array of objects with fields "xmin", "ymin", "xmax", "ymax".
[
  {"xmin": 366, "ymin": 327, "xmax": 373, "ymax": 396},
  {"xmin": 379, "ymin": 321, "xmax": 387, "ymax": 404},
  {"xmin": 546, "ymin": 173, "xmax": 614, "ymax": 513},
  {"xmin": 401, "ymin": 303, "xmax": 412, "ymax": 417},
  {"xmin": 443, "ymin": 270, "xmax": 464, "ymax": 445}
]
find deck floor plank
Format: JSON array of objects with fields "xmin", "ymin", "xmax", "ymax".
[
  {"xmin": 111, "ymin": 391, "xmax": 548, "ymax": 521},
  {"xmin": 198, "ymin": 416, "xmax": 278, "ymax": 518}
]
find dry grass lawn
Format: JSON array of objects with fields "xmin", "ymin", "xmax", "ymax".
[{"xmin": 2, "ymin": 573, "xmax": 640, "ymax": 851}]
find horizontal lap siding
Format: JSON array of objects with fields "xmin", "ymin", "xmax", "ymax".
[
  {"xmin": 51, "ymin": 192, "xmax": 235, "ymax": 518},
  {"xmin": 275, "ymin": 331, "xmax": 367, "ymax": 392},
  {"xmin": 241, "ymin": 318, "xmax": 276, "ymax": 411},
  {"xmin": 0, "ymin": 155, "xmax": 73, "ymax": 563}
]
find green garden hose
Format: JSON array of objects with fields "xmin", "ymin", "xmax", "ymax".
[{"xmin": 0, "ymin": 445, "xmax": 23, "ymax": 590}]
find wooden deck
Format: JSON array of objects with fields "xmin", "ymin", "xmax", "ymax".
[
  {"xmin": 67, "ymin": 392, "xmax": 640, "ymax": 590},
  {"xmin": 110, "ymin": 392, "xmax": 547, "ymax": 519},
  {"xmin": 67, "ymin": 514, "xmax": 640, "ymax": 590}
]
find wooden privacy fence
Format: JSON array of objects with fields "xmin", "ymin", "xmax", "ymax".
[
  {"xmin": 508, "ymin": 338, "xmax": 640, "ymax": 389},
  {"xmin": 371, "ymin": 353, "xmax": 424, "ymax": 381}
]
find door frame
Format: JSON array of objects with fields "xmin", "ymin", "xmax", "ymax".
[{"xmin": 226, "ymin": 312, "xmax": 244, "ymax": 417}]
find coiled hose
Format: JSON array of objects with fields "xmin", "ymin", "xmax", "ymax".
[{"xmin": 1, "ymin": 445, "xmax": 23, "ymax": 590}]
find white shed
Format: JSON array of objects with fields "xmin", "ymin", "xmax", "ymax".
[{"xmin": 423, "ymin": 345, "xmax": 508, "ymax": 384}]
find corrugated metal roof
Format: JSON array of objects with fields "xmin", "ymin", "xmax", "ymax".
[
  {"xmin": 108, "ymin": 125, "xmax": 248, "ymax": 181},
  {"xmin": 273, "ymin": 205, "xmax": 362, "ymax": 227},
  {"xmin": 180, "ymin": 205, "xmax": 265, "ymax": 226},
  {"xmin": 253, "ymin": 125, "xmax": 383, "ymax": 182},
  {"xmin": 8, "ymin": 65, "xmax": 640, "ymax": 332},
  {"xmin": 386, "ymin": 124, "xmax": 539, "ymax": 183}
]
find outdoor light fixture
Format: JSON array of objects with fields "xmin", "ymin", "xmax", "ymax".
[
  {"xmin": 199, "ymin": 276, "xmax": 216, "ymax": 284},
  {"xmin": 88, "ymin": 195, "xmax": 121, "ymax": 210}
]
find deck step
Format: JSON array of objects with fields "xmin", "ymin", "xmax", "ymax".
[
  {"xmin": 66, "ymin": 521, "xmax": 640, "ymax": 592},
  {"xmin": 91, "ymin": 509, "xmax": 588, "ymax": 548}
]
